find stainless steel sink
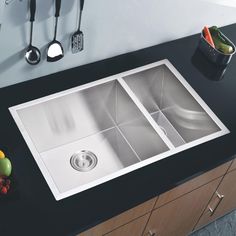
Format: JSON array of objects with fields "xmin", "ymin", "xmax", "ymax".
[{"xmin": 9, "ymin": 60, "xmax": 229, "ymax": 200}]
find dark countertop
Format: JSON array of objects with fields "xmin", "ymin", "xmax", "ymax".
[{"xmin": 1, "ymin": 24, "xmax": 236, "ymax": 236}]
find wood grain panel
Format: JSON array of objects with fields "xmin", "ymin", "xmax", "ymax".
[
  {"xmin": 79, "ymin": 197, "xmax": 157, "ymax": 236},
  {"xmin": 143, "ymin": 178, "xmax": 221, "ymax": 236},
  {"xmin": 105, "ymin": 214, "xmax": 150, "ymax": 236},
  {"xmin": 155, "ymin": 161, "xmax": 231, "ymax": 208},
  {"xmin": 228, "ymin": 157, "xmax": 236, "ymax": 172},
  {"xmin": 196, "ymin": 169, "xmax": 236, "ymax": 230}
]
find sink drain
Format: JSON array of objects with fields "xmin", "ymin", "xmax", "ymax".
[{"xmin": 70, "ymin": 150, "xmax": 98, "ymax": 172}]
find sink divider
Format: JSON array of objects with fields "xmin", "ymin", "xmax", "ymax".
[
  {"xmin": 117, "ymin": 78, "xmax": 175, "ymax": 150},
  {"xmin": 104, "ymin": 107, "xmax": 143, "ymax": 163},
  {"xmin": 150, "ymin": 110, "xmax": 186, "ymax": 147}
]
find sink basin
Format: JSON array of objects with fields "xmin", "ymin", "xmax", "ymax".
[
  {"xmin": 9, "ymin": 59, "xmax": 229, "ymax": 200},
  {"xmin": 123, "ymin": 63, "xmax": 222, "ymax": 146}
]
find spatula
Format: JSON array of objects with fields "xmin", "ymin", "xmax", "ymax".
[{"xmin": 71, "ymin": 0, "xmax": 85, "ymax": 54}]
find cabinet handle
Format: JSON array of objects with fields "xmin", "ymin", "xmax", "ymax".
[
  {"xmin": 208, "ymin": 191, "xmax": 224, "ymax": 216},
  {"xmin": 147, "ymin": 230, "xmax": 156, "ymax": 236}
]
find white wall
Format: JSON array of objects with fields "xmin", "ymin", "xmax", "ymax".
[{"xmin": 0, "ymin": 0, "xmax": 236, "ymax": 88}]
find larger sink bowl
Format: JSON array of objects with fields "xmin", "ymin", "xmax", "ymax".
[{"xmin": 9, "ymin": 60, "xmax": 229, "ymax": 200}]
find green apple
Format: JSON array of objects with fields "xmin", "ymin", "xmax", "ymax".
[{"xmin": 0, "ymin": 157, "xmax": 12, "ymax": 177}]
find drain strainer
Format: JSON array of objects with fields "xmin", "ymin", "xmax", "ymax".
[{"xmin": 70, "ymin": 150, "xmax": 98, "ymax": 172}]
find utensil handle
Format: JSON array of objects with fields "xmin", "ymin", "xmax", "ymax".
[
  {"xmin": 30, "ymin": 0, "xmax": 36, "ymax": 22},
  {"xmin": 55, "ymin": 0, "xmax": 61, "ymax": 17},
  {"xmin": 80, "ymin": 0, "xmax": 85, "ymax": 11}
]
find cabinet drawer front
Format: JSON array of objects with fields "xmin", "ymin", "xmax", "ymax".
[
  {"xmin": 155, "ymin": 161, "xmax": 231, "ymax": 208},
  {"xmin": 104, "ymin": 213, "xmax": 150, "ymax": 236},
  {"xmin": 144, "ymin": 178, "xmax": 221, "ymax": 236},
  {"xmin": 79, "ymin": 197, "xmax": 157, "ymax": 236},
  {"xmin": 196, "ymin": 169, "xmax": 236, "ymax": 230}
]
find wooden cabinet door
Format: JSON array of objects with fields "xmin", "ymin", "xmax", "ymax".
[
  {"xmin": 196, "ymin": 169, "xmax": 236, "ymax": 230},
  {"xmin": 104, "ymin": 214, "xmax": 150, "ymax": 236},
  {"xmin": 79, "ymin": 197, "xmax": 156, "ymax": 236},
  {"xmin": 143, "ymin": 178, "xmax": 221, "ymax": 236},
  {"xmin": 155, "ymin": 161, "xmax": 231, "ymax": 209}
]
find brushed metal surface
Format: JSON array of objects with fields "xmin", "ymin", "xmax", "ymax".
[
  {"xmin": 9, "ymin": 59, "xmax": 229, "ymax": 200},
  {"xmin": 15, "ymin": 79, "xmax": 168, "ymax": 195},
  {"xmin": 124, "ymin": 64, "xmax": 221, "ymax": 144}
]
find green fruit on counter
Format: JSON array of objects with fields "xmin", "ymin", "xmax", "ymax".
[{"xmin": 0, "ymin": 157, "xmax": 12, "ymax": 177}]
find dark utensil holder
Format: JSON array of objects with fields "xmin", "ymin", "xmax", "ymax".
[{"xmin": 198, "ymin": 30, "xmax": 235, "ymax": 66}]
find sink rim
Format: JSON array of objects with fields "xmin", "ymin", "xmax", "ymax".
[{"xmin": 9, "ymin": 59, "xmax": 230, "ymax": 201}]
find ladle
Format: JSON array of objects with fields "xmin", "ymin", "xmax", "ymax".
[{"xmin": 25, "ymin": 0, "xmax": 41, "ymax": 65}]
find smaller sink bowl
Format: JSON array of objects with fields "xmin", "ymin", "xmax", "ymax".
[
  {"xmin": 123, "ymin": 64, "xmax": 222, "ymax": 147},
  {"xmin": 9, "ymin": 59, "xmax": 229, "ymax": 200}
]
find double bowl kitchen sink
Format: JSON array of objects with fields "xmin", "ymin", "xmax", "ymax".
[{"xmin": 9, "ymin": 60, "xmax": 229, "ymax": 200}]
